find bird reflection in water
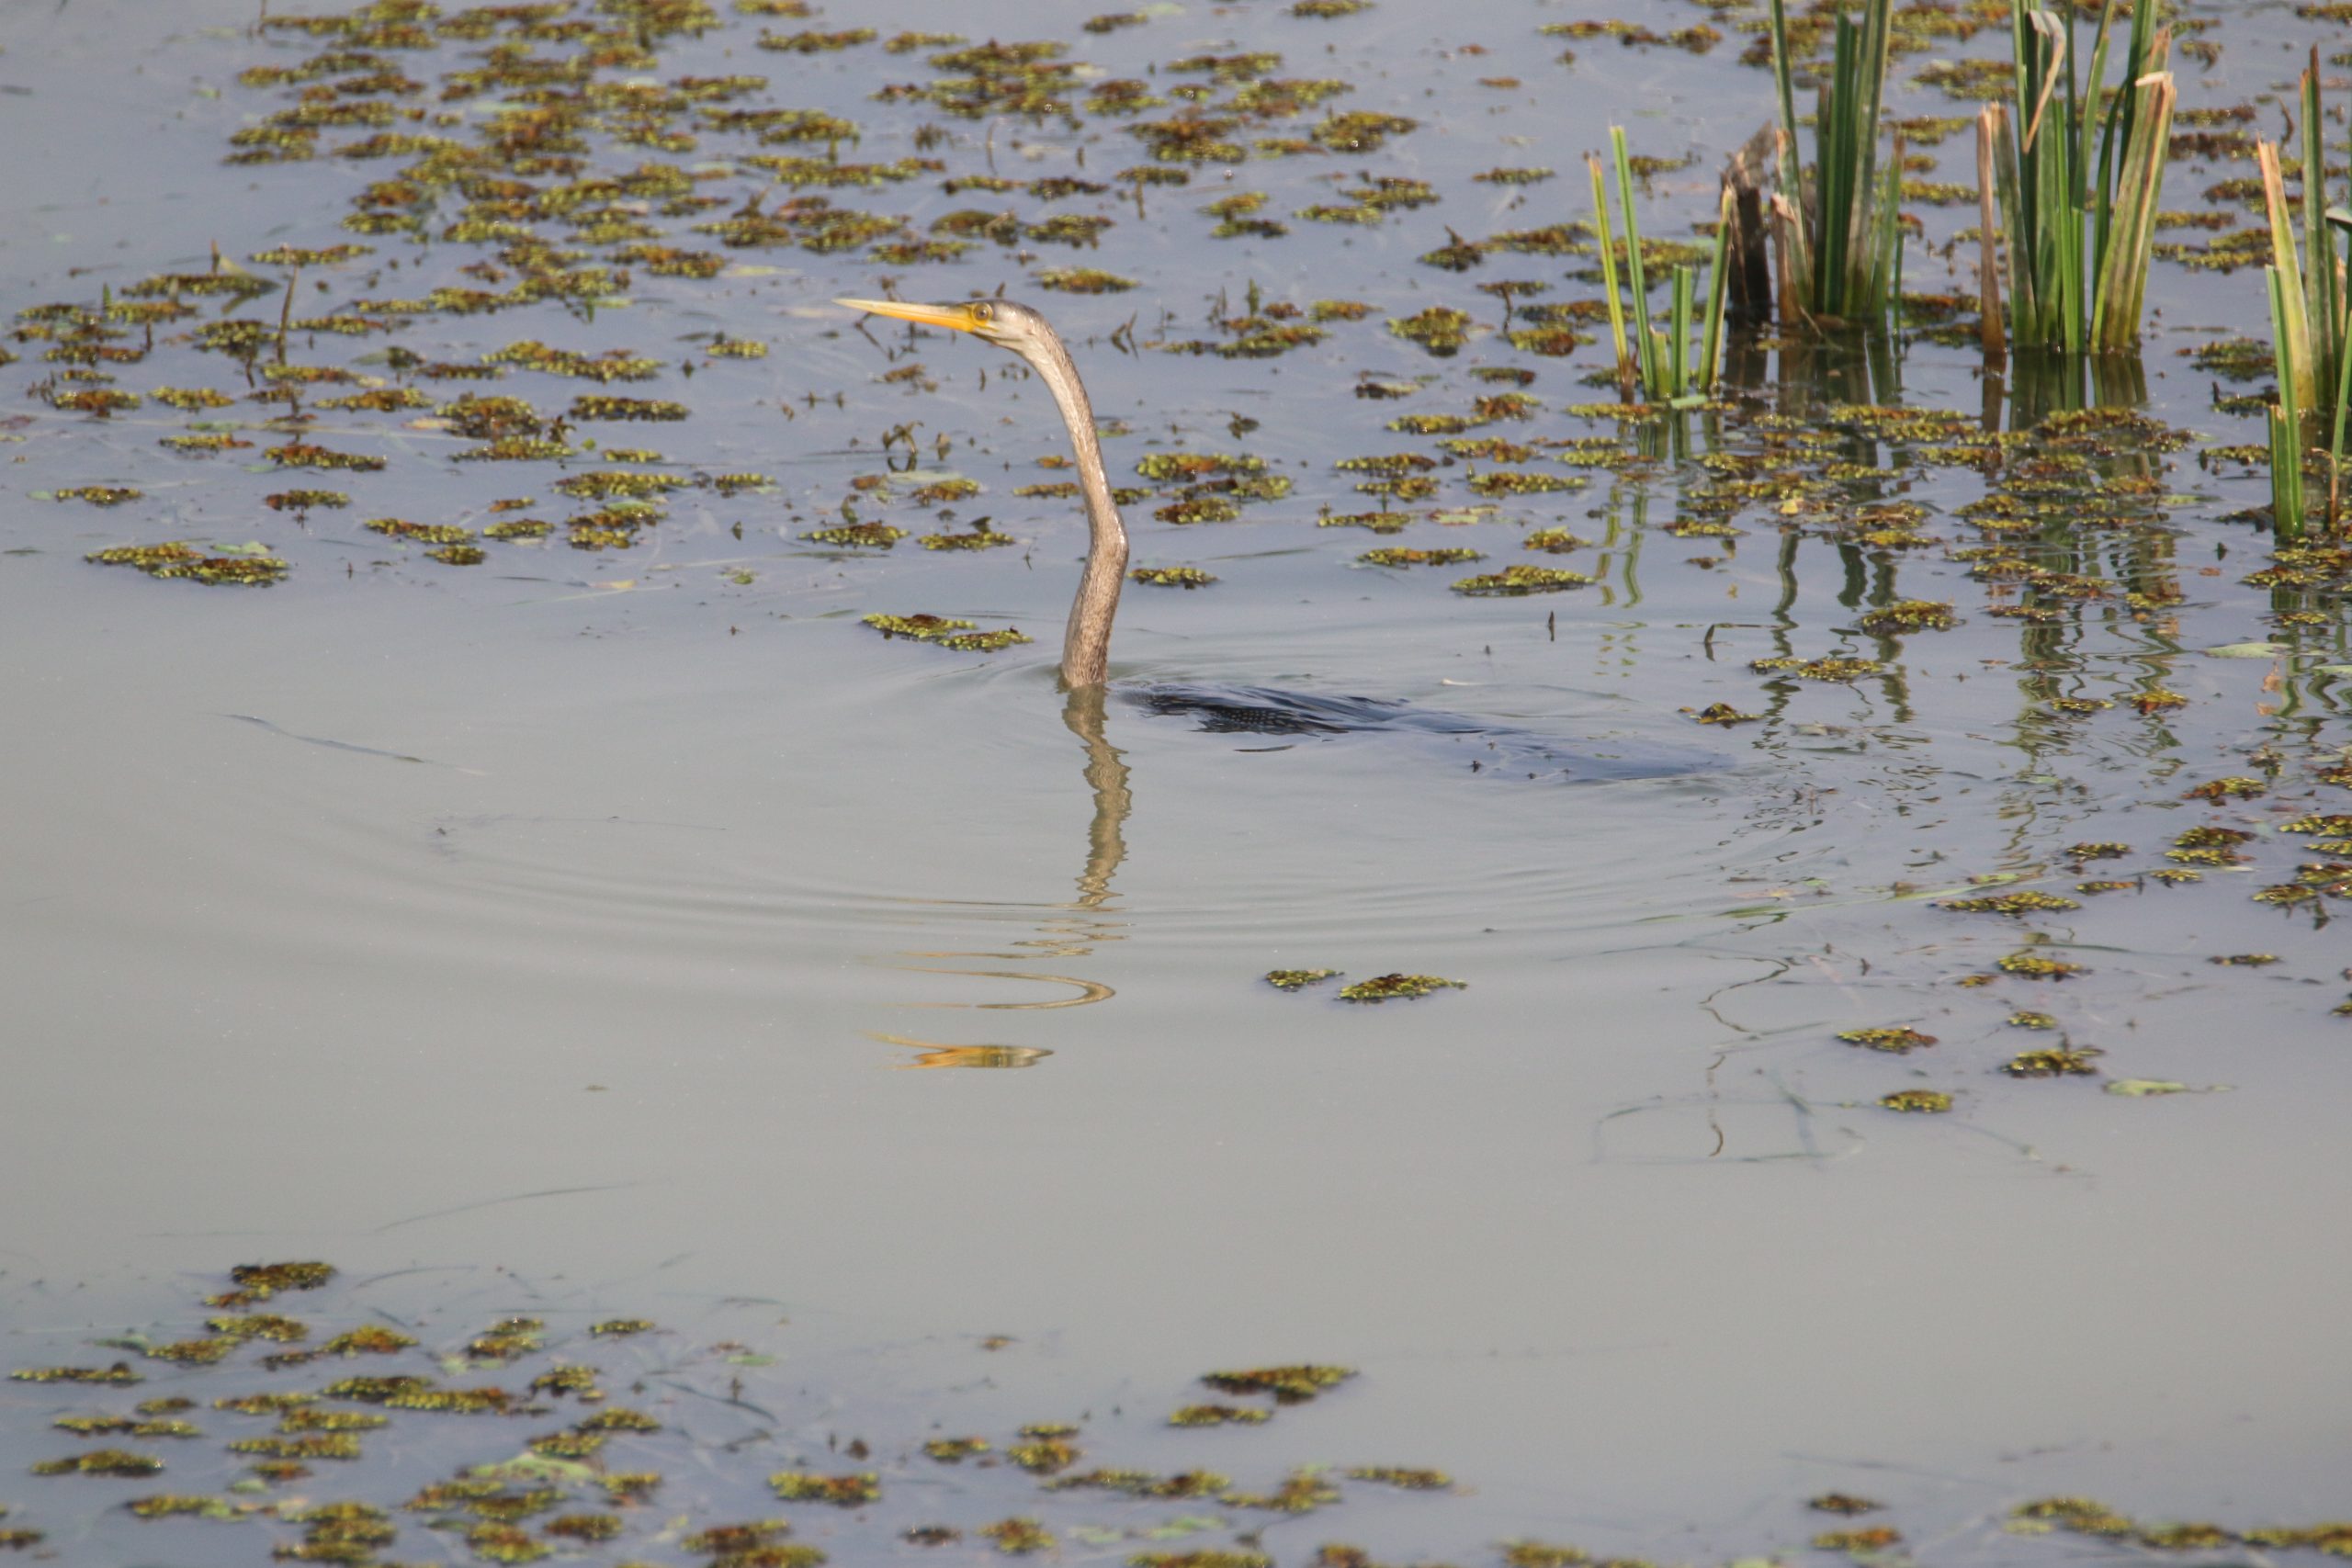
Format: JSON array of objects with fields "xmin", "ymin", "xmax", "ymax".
[{"xmin": 867, "ymin": 687, "xmax": 1129, "ymax": 1068}]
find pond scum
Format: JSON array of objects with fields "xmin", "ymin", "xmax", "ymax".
[{"xmin": 6, "ymin": 1261, "xmax": 2352, "ymax": 1567}]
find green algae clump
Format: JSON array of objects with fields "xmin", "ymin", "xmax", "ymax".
[
  {"xmin": 1857, "ymin": 600, "xmax": 1955, "ymax": 635},
  {"xmin": 1169, "ymin": 1404, "xmax": 1272, "ymax": 1426},
  {"xmin": 769, "ymin": 1471, "xmax": 879, "ymax": 1506},
  {"xmin": 1345, "ymin": 1466, "xmax": 1451, "ymax": 1489},
  {"xmin": 1451, "ymin": 565, "xmax": 1593, "ymax": 596},
  {"xmin": 1878, "ymin": 1091, "xmax": 1951, "ymax": 1113},
  {"xmin": 1838, "ymin": 1026, "xmax": 1936, "ymax": 1054},
  {"xmin": 1201, "ymin": 1364, "xmax": 1355, "ymax": 1403},
  {"xmin": 1130, "ymin": 566, "xmax": 1216, "ymax": 588},
  {"xmin": 1940, "ymin": 890, "xmax": 2081, "ymax": 915},
  {"xmin": 1265, "ymin": 969, "xmax": 1340, "ymax": 990},
  {"xmin": 1337, "ymin": 974, "xmax": 1464, "ymax": 1001},
  {"xmin": 980, "ymin": 1517, "xmax": 1054, "ymax": 1553},
  {"xmin": 863, "ymin": 614, "xmax": 1032, "ymax": 653},
  {"xmin": 804, "ymin": 523, "xmax": 909, "ymax": 548},
  {"xmin": 12, "ymin": 1363, "xmax": 141, "ymax": 1385},
  {"xmin": 33, "ymin": 1448, "xmax": 164, "ymax": 1476},
  {"xmin": 2004, "ymin": 1046, "xmax": 2103, "ymax": 1078},
  {"xmin": 87, "ymin": 544, "xmax": 288, "ymax": 586}
]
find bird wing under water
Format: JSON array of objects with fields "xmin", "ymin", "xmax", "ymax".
[{"xmin": 1126, "ymin": 682, "xmax": 1722, "ymax": 783}]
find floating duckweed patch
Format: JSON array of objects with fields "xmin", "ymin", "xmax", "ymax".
[
  {"xmin": 1856, "ymin": 600, "xmax": 1955, "ymax": 635},
  {"xmin": 1838, "ymin": 1026, "xmax": 1937, "ymax": 1054},
  {"xmin": 365, "ymin": 519, "xmax": 472, "ymax": 546},
  {"xmin": 1386, "ymin": 306, "xmax": 1472, "ymax": 355},
  {"xmin": 863, "ymin": 614, "xmax": 1031, "ymax": 653},
  {"xmin": 1997, "ymin": 953, "xmax": 2087, "ymax": 980},
  {"xmin": 1169, "ymin": 1404, "xmax": 1272, "ymax": 1427},
  {"xmin": 920, "ymin": 525, "xmax": 1015, "ymax": 551},
  {"xmin": 50, "ymin": 486, "xmax": 141, "ymax": 506},
  {"xmin": 1451, "ymin": 565, "xmax": 1592, "ymax": 596},
  {"xmin": 86, "ymin": 544, "xmax": 288, "ymax": 586},
  {"xmin": 2006, "ymin": 1047, "xmax": 2103, "ymax": 1077},
  {"xmin": 32, "ymin": 1448, "xmax": 164, "ymax": 1476},
  {"xmin": 1941, "ymin": 890, "xmax": 2081, "ymax": 915},
  {"xmin": 1009, "ymin": 1438, "xmax": 1079, "ymax": 1474},
  {"xmin": 1816, "ymin": 1525, "xmax": 1905, "ymax": 1548},
  {"xmin": 979, "ymin": 1516, "xmax": 1054, "ymax": 1553},
  {"xmin": 1750, "ymin": 656, "xmax": 1882, "ymax": 682},
  {"xmin": 1361, "ymin": 547, "xmax": 1482, "ymax": 567},
  {"xmin": 1130, "ymin": 566, "xmax": 1216, "ymax": 587},
  {"xmin": 1878, "ymin": 1091, "xmax": 1951, "ymax": 1114},
  {"xmin": 804, "ymin": 523, "xmax": 908, "ymax": 547},
  {"xmin": 769, "ymin": 1471, "xmax": 879, "ymax": 1506},
  {"xmin": 1265, "ymin": 969, "xmax": 1340, "ymax": 990},
  {"xmin": 1336, "ymin": 974, "xmax": 1464, "ymax": 1002},
  {"xmin": 1157, "ymin": 496, "xmax": 1242, "ymax": 525},
  {"xmin": 1035, "ymin": 268, "xmax": 1137, "ymax": 293},
  {"xmin": 1345, "ymin": 1467, "xmax": 1450, "ymax": 1489}
]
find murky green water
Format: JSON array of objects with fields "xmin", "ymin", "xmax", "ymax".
[{"xmin": 4, "ymin": 0, "xmax": 2349, "ymax": 1562}]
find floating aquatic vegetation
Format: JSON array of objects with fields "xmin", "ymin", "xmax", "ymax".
[
  {"xmin": 1997, "ymin": 952, "xmax": 2086, "ymax": 979},
  {"xmin": 1940, "ymin": 890, "xmax": 2081, "ymax": 915},
  {"xmin": 2184, "ymin": 776, "xmax": 2267, "ymax": 802},
  {"xmin": 87, "ymin": 544, "xmax": 288, "ymax": 586},
  {"xmin": 1346, "ymin": 1467, "xmax": 1450, "ymax": 1489},
  {"xmin": 1386, "ymin": 306, "xmax": 1472, "ymax": 355},
  {"xmin": 1877, "ymin": 1091, "xmax": 1950, "ymax": 1114},
  {"xmin": 1750, "ymin": 656, "xmax": 1882, "ymax": 682},
  {"xmin": 1168, "ymin": 1404, "xmax": 1272, "ymax": 1427},
  {"xmin": 1035, "ymin": 267, "xmax": 1137, "ymax": 294},
  {"xmin": 1336, "ymin": 974, "xmax": 1464, "ymax": 1001},
  {"xmin": 1838, "ymin": 1026, "xmax": 1936, "ymax": 1053},
  {"xmin": 862, "ymin": 614, "xmax": 1031, "ymax": 653},
  {"xmin": 265, "ymin": 442, "xmax": 385, "ymax": 472},
  {"xmin": 1816, "ymin": 1525, "xmax": 1905, "ymax": 1548},
  {"xmin": 769, "ymin": 1471, "xmax": 879, "ymax": 1505},
  {"xmin": 32, "ymin": 1448, "xmax": 164, "ymax": 1476},
  {"xmin": 2007, "ymin": 1010, "xmax": 2058, "ymax": 1030},
  {"xmin": 1451, "ymin": 565, "xmax": 1592, "ymax": 595},
  {"xmin": 1690, "ymin": 704, "xmax": 1760, "ymax": 725},
  {"xmin": 12, "ymin": 1362, "xmax": 141, "ymax": 1386},
  {"xmin": 1009, "ymin": 1438, "xmax": 1078, "ymax": 1474},
  {"xmin": 804, "ymin": 523, "xmax": 908, "ymax": 547},
  {"xmin": 1223, "ymin": 1468, "xmax": 1343, "ymax": 1513},
  {"xmin": 365, "ymin": 519, "xmax": 473, "ymax": 546},
  {"xmin": 1361, "ymin": 547, "xmax": 1482, "ymax": 568},
  {"xmin": 1810, "ymin": 1494, "xmax": 1883, "ymax": 1515},
  {"xmin": 2006, "ymin": 1047, "xmax": 2103, "ymax": 1077},
  {"xmin": 1856, "ymin": 599, "xmax": 1954, "ymax": 634},
  {"xmin": 1130, "ymin": 566, "xmax": 1216, "ymax": 587}
]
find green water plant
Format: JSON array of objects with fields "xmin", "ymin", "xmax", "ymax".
[
  {"xmin": 1588, "ymin": 126, "xmax": 1729, "ymax": 402},
  {"xmin": 2256, "ymin": 52, "xmax": 2352, "ymax": 538},
  {"xmin": 1977, "ymin": 0, "xmax": 2176, "ymax": 356},
  {"xmin": 1764, "ymin": 0, "xmax": 1902, "ymax": 328}
]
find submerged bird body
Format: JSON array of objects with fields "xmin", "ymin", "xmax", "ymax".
[{"xmin": 836, "ymin": 296, "xmax": 1716, "ymax": 783}]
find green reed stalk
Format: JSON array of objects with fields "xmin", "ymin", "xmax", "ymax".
[
  {"xmin": 1588, "ymin": 155, "xmax": 1634, "ymax": 399},
  {"xmin": 2255, "ymin": 58, "xmax": 2352, "ymax": 533},
  {"xmin": 1700, "ymin": 187, "xmax": 1734, "ymax": 386},
  {"xmin": 1766, "ymin": 0, "xmax": 1897, "ymax": 327},
  {"xmin": 2269, "ymin": 266, "xmax": 2308, "ymax": 540},
  {"xmin": 1611, "ymin": 128, "xmax": 1658, "ymax": 394},
  {"xmin": 1593, "ymin": 131, "xmax": 1731, "ymax": 402},
  {"xmin": 1984, "ymin": 0, "xmax": 2173, "ymax": 355}
]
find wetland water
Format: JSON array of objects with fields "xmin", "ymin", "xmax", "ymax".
[{"xmin": 2, "ymin": 0, "xmax": 2349, "ymax": 1562}]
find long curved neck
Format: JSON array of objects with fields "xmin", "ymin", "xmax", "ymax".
[{"xmin": 1025, "ymin": 331, "xmax": 1127, "ymax": 688}]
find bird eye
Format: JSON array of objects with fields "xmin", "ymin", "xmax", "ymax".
[{"xmin": 972, "ymin": 301, "xmax": 993, "ymax": 321}]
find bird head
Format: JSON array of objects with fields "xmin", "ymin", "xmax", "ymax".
[{"xmin": 835, "ymin": 296, "xmax": 1047, "ymax": 353}]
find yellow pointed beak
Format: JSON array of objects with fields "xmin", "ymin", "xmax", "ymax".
[{"xmin": 835, "ymin": 297, "xmax": 987, "ymax": 333}]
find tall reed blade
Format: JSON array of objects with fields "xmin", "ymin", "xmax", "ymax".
[{"xmin": 1588, "ymin": 155, "xmax": 1634, "ymax": 398}]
